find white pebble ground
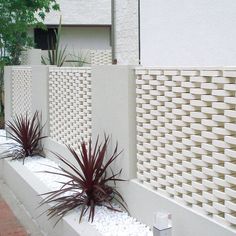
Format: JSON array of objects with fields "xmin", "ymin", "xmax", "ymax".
[
  {"xmin": 0, "ymin": 129, "xmax": 152, "ymax": 236},
  {"xmin": 0, "ymin": 129, "xmax": 16, "ymax": 151}
]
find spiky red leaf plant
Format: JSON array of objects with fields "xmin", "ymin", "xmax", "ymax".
[
  {"xmin": 1, "ymin": 111, "xmax": 47, "ymax": 163},
  {"xmin": 40, "ymin": 136, "xmax": 127, "ymax": 224}
]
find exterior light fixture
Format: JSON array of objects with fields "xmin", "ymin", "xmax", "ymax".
[{"xmin": 153, "ymin": 212, "xmax": 172, "ymax": 236}]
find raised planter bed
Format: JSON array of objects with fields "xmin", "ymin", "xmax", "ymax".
[
  {"xmin": 1, "ymin": 158, "xmax": 101, "ymax": 236},
  {"xmin": 0, "ymin": 130, "xmax": 152, "ymax": 236}
]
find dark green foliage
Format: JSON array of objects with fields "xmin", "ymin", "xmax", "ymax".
[
  {"xmin": 0, "ymin": 0, "xmax": 59, "ymax": 65},
  {"xmin": 0, "ymin": 0, "xmax": 59, "ymax": 118},
  {"xmin": 0, "ymin": 112, "xmax": 4, "ymax": 129},
  {"xmin": 41, "ymin": 17, "xmax": 67, "ymax": 67}
]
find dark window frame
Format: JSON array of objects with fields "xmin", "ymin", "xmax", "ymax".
[{"xmin": 34, "ymin": 28, "xmax": 58, "ymax": 50}]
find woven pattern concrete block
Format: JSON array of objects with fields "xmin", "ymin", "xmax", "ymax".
[
  {"xmin": 136, "ymin": 67, "xmax": 236, "ymax": 230},
  {"xmin": 11, "ymin": 67, "xmax": 32, "ymax": 116},
  {"xmin": 49, "ymin": 67, "xmax": 92, "ymax": 150},
  {"xmin": 90, "ymin": 50, "xmax": 112, "ymax": 65}
]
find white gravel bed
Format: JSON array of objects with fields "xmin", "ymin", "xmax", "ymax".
[
  {"xmin": 0, "ymin": 129, "xmax": 152, "ymax": 236},
  {"xmin": 24, "ymin": 156, "xmax": 70, "ymax": 190},
  {"xmin": 0, "ymin": 129, "xmax": 6, "ymax": 142},
  {"xmin": 0, "ymin": 129, "xmax": 14, "ymax": 146},
  {"xmin": 0, "ymin": 130, "xmax": 15, "ymax": 154}
]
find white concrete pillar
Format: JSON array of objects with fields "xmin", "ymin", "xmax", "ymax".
[
  {"xmin": 21, "ymin": 49, "xmax": 42, "ymax": 65},
  {"xmin": 91, "ymin": 65, "xmax": 136, "ymax": 180},
  {"xmin": 4, "ymin": 66, "xmax": 12, "ymax": 124},
  {"xmin": 31, "ymin": 66, "xmax": 50, "ymax": 137}
]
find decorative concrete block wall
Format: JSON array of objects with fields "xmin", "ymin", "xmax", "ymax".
[
  {"xmin": 4, "ymin": 65, "xmax": 236, "ymax": 235},
  {"xmin": 136, "ymin": 67, "xmax": 236, "ymax": 230},
  {"xmin": 48, "ymin": 67, "xmax": 92, "ymax": 150},
  {"xmin": 11, "ymin": 67, "xmax": 32, "ymax": 116},
  {"xmin": 90, "ymin": 50, "xmax": 112, "ymax": 65}
]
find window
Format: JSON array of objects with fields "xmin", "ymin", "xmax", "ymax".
[{"xmin": 34, "ymin": 28, "xmax": 57, "ymax": 50}]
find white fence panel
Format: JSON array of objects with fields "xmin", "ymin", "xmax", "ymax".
[
  {"xmin": 11, "ymin": 67, "xmax": 32, "ymax": 116},
  {"xmin": 136, "ymin": 67, "xmax": 236, "ymax": 230},
  {"xmin": 48, "ymin": 67, "xmax": 92, "ymax": 150}
]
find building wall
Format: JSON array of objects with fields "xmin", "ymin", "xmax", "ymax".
[
  {"xmin": 60, "ymin": 27, "xmax": 111, "ymax": 51},
  {"xmin": 44, "ymin": 0, "xmax": 111, "ymax": 25},
  {"xmin": 140, "ymin": 0, "xmax": 236, "ymax": 66},
  {"xmin": 114, "ymin": 0, "xmax": 139, "ymax": 65},
  {"xmin": 31, "ymin": 25, "xmax": 111, "ymax": 49},
  {"xmin": 38, "ymin": 26, "xmax": 111, "ymax": 64},
  {"xmin": 29, "ymin": 26, "xmax": 111, "ymax": 65}
]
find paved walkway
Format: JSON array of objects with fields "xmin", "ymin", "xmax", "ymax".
[{"xmin": 0, "ymin": 196, "xmax": 28, "ymax": 236}]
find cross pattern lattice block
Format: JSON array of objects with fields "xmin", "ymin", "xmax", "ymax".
[
  {"xmin": 11, "ymin": 67, "xmax": 32, "ymax": 116},
  {"xmin": 136, "ymin": 67, "xmax": 236, "ymax": 230},
  {"xmin": 49, "ymin": 67, "xmax": 92, "ymax": 150}
]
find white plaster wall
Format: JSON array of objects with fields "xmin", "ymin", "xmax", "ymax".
[
  {"xmin": 41, "ymin": 26, "xmax": 111, "ymax": 62},
  {"xmin": 114, "ymin": 0, "xmax": 139, "ymax": 65},
  {"xmin": 44, "ymin": 0, "xmax": 111, "ymax": 25},
  {"xmin": 141, "ymin": 0, "xmax": 236, "ymax": 66},
  {"xmin": 60, "ymin": 27, "xmax": 111, "ymax": 51}
]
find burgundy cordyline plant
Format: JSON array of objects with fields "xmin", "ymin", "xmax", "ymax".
[
  {"xmin": 40, "ymin": 136, "xmax": 127, "ymax": 223},
  {"xmin": 1, "ymin": 111, "xmax": 46, "ymax": 163}
]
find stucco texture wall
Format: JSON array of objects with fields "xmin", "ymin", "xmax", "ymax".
[
  {"xmin": 40, "ymin": 26, "xmax": 111, "ymax": 65},
  {"xmin": 140, "ymin": 0, "xmax": 236, "ymax": 66},
  {"xmin": 44, "ymin": 0, "xmax": 111, "ymax": 25},
  {"xmin": 60, "ymin": 27, "xmax": 111, "ymax": 51},
  {"xmin": 114, "ymin": 0, "xmax": 139, "ymax": 65}
]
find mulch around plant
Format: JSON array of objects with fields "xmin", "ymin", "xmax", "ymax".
[{"xmin": 0, "ymin": 196, "xmax": 28, "ymax": 236}]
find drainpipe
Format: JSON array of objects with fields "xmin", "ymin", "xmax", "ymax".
[{"xmin": 111, "ymin": 0, "xmax": 117, "ymax": 64}]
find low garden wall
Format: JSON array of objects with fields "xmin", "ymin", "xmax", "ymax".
[
  {"xmin": 0, "ymin": 158, "xmax": 101, "ymax": 236},
  {"xmin": 2, "ymin": 65, "xmax": 236, "ymax": 236}
]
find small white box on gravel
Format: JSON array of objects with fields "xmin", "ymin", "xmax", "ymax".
[{"xmin": 153, "ymin": 212, "xmax": 172, "ymax": 236}]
